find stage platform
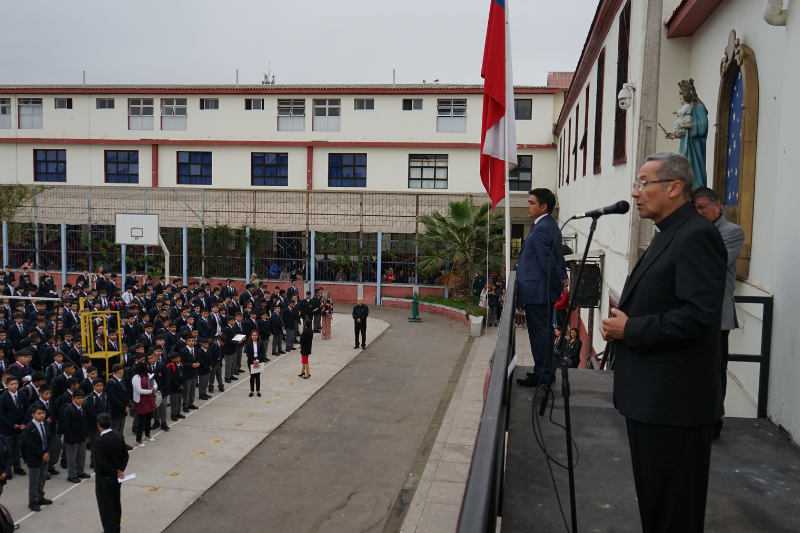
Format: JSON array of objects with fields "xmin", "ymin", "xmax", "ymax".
[{"xmin": 502, "ymin": 368, "xmax": 800, "ymax": 533}]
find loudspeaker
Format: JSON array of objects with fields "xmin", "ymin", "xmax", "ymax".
[{"xmin": 568, "ymin": 262, "xmax": 601, "ymax": 308}]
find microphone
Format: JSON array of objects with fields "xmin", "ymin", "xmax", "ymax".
[{"xmin": 574, "ymin": 200, "xmax": 630, "ymax": 219}]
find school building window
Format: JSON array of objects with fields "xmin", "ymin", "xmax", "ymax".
[
  {"xmin": 511, "ymin": 224, "xmax": 524, "ymax": 259},
  {"xmin": 328, "ymin": 153, "xmax": 366, "ymax": 188},
  {"xmin": 354, "ymin": 99, "xmax": 374, "ymax": 110},
  {"xmin": 105, "ymin": 150, "xmax": 139, "ymax": 184},
  {"xmin": 402, "ymin": 99, "xmax": 423, "ymax": 110},
  {"xmin": 509, "ymin": 155, "xmax": 532, "ymax": 191},
  {"xmin": 251, "ymin": 153, "xmax": 288, "ymax": 186},
  {"xmin": 97, "ymin": 98, "xmax": 115, "ymax": 109},
  {"xmin": 161, "ymin": 98, "xmax": 187, "ymax": 131},
  {"xmin": 245, "ymin": 98, "xmax": 264, "ymax": 110},
  {"xmin": 593, "ymin": 49, "xmax": 605, "ymax": 174},
  {"xmin": 0, "ymin": 99, "xmax": 10, "ymax": 129},
  {"xmin": 18, "ymin": 98, "xmax": 43, "ymax": 129},
  {"xmin": 200, "ymin": 98, "xmax": 219, "ymax": 110},
  {"xmin": 313, "ymin": 99, "xmax": 341, "ymax": 132},
  {"xmin": 55, "ymin": 98, "xmax": 72, "ymax": 109},
  {"xmin": 128, "ymin": 98, "xmax": 154, "ymax": 130},
  {"xmin": 277, "ymin": 99, "xmax": 305, "ymax": 131},
  {"xmin": 408, "ymin": 154, "xmax": 448, "ymax": 189},
  {"xmin": 177, "ymin": 151, "xmax": 212, "ymax": 185},
  {"xmin": 437, "ymin": 99, "xmax": 467, "ymax": 133},
  {"xmin": 514, "ymin": 99, "xmax": 532, "ymax": 120},
  {"xmin": 34, "ymin": 149, "xmax": 66, "ymax": 182}
]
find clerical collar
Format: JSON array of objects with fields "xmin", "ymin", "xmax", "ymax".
[{"xmin": 655, "ymin": 201, "xmax": 693, "ymax": 233}]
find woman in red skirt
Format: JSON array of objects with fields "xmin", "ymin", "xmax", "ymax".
[{"xmin": 298, "ymin": 319, "xmax": 313, "ymax": 379}]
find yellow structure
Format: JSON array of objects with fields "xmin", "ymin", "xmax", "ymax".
[{"xmin": 79, "ymin": 308, "xmax": 121, "ymax": 380}]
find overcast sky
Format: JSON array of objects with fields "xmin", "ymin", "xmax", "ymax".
[{"xmin": 1, "ymin": 0, "xmax": 598, "ymax": 86}]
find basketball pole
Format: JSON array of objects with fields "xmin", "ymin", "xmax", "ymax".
[{"xmin": 159, "ymin": 234, "xmax": 170, "ymax": 283}]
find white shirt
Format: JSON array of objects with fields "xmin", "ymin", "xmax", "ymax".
[
  {"xmin": 100, "ymin": 428, "xmax": 112, "ymax": 436},
  {"xmin": 534, "ymin": 214, "xmax": 547, "ymax": 225}
]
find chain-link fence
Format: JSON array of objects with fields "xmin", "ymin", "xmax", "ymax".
[{"xmin": 3, "ymin": 186, "xmax": 485, "ymax": 286}]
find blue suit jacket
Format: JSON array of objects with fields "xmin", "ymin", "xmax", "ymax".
[{"xmin": 516, "ymin": 214, "xmax": 567, "ymax": 305}]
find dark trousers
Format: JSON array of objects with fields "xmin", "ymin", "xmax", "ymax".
[
  {"xmin": 524, "ymin": 303, "xmax": 554, "ymax": 382},
  {"xmin": 354, "ymin": 320, "xmax": 367, "ymax": 347},
  {"xmin": 4, "ymin": 434, "xmax": 21, "ymax": 468},
  {"xmin": 249, "ymin": 372, "xmax": 261, "ymax": 392},
  {"xmin": 626, "ymin": 418, "xmax": 713, "ymax": 533},
  {"xmin": 135, "ymin": 412, "xmax": 152, "ymax": 442},
  {"xmin": 313, "ymin": 314, "xmax": 321, "ymax": 332},
  {"xmin": 28, "ymin": 461, "xmax": 48, "ymax": 505},
  {"xmin": 713, "ymin": 330, "xmax": 730, "ymax": 436},
  {"xmin": 96, "ymin": 474, "xmax": 122, "ymax": 533}
]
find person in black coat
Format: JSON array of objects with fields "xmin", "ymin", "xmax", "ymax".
[
  {"xmin": 269, "ymin": 305, "xmax": 285, "ymax": 356},
  {"xmin": 105, "ymin": 365, "xmax": 131, "ymax": 443},
  {"xmin": 352, "ymin": 298, "xmax": 369, "ymax": 349},
  {"xmin": 207, "ymin": 337, "xmax": 224, "ymax": 393},
  {"xmin": 563, "ymin": 328, "xmax": 583, "ymax": 369},
  {"xmin": 93, "ymin": 413, "xmax": 128, "ymax": 533},
  {"xmin": 22, "ymin": 405, "xmax": 51, "ymax": 510},
  {"xmin": 84, "ymin": 379, "xmax": 109, "ymax": 468},
  {"xmin": 298, "ymin": 319, "xmax": 313, "ymax": 379},
  {"xmin": 197, "ymin": 338, "xmax": 213, "ymax": 401},
  {"xmin": 179, "ymin": 338, "xmax": 199, "ymax": 412},
  {"xmin": 281, "ymin": 301, "xmax": 298, "ymax": 353},
  {"xmin": 600, "ymin": 153, "xmax": 727, "ymax": 532},
  {"xmin": 0, "ymin": 377, "xmax": 28, "ymax": 475},
  {"xmin": 59, "ymin": 389, "xmax": 90, "ymax": 483},
  {"xmin": 244, "ymin": 330, "xmax": 267, "ymax": 397}
]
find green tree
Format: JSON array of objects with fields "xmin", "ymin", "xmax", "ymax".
[
  {"xmin": 416, "ymin": 197, "xmax": 504, "ymax": 300},
  {"xmin": 0, "ymin": 184, "xmax": 45, "ymax": 222}
]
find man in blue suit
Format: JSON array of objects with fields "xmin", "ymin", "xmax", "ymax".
[{"xmin": 515, "ymin": 188, "xmax": 568, "ymax": 387}]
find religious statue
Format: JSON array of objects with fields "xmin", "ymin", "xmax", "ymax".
[{"xmin": 659, "ymin": 79, "xmax": 708, "ymax": 189}]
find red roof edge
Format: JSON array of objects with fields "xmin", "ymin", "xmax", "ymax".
[
  {"xmin": 547, "ymin": 72, "xmax": 575, "ymax": 89},
  {"xmin": 665, "ymin": 0, "xmax": 725, "ymax": 39}
]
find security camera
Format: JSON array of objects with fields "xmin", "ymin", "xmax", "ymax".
[{"xmin": 618, "ymin": 83, "xmax": 635, "ymax": 110}]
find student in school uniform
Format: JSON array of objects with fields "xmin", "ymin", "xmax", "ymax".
[
  {"xmin": 270, "ymin": 304, "xmax": 286, "ymax": 356},
  {"xmin": 0, "ymin": 432, "xmax": 11, "ymax": 499},
  {"xmin": 196, "ymin": 338, "xmax": 213, "ymax": 401},
  {"xmin": 207, "ymin": 336, "xmax": 224, "ymax": 393},
  {"xmin": 105, "ymin": 365, "xmax": 132, "ymax": 449},
  {"xmin": 84, "ymin": 379, "xmax": 110, "ymax": 468},
  {"xmin": 23, "ymin": 404, "xmax": 52, "ymax": 511},
  {"xmin": 0, "ymin": 377, "xmax": 28, "ymax": 477},
  {"xmin": 166, "ymin": 353, "xmax": 185, "ymax": 421},
  {"xmin": 244, "ymin": 329, "xmax": 267, "ymax": 397},
  {"xmin": 59, "ymin": 389, "xmax": 90, "ymax": 482},
  {"xmin": 147, "ymin": 350, "xmax": 169, "ymax": 431},
  {"xmin": 179, "ymin": 338, "xmax": 200, "ymax": 412}
]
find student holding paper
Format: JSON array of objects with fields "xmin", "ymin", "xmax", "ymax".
[
  {"xmin": 93, "ymin": 413, "xmax": 128, "ymax": 533},
  {"xmin": 244, "ymin": 329, "xmax": 267, "ymax": 398}
]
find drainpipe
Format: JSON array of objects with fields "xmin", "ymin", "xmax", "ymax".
[{"xmin": 764, "ymin": 0, "xmax": 787, "ymax": 26}]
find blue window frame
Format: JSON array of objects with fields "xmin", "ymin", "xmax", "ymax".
[
  {"xmin": 328, "ymin": 153, "xmax": 366, "ymax": 187},
  {"xmin": 105, "ymin": 150, "xmax": 139, "ymax": 183},
  {"xmin": 251, "ymin": 153, "xmax": 288, "ymax": 186},
  {"xmin": 34, "ymin": 149, "xmax": 66, "ymax": 182},
  {"xmin": 177, "ymin": 151, "xmax": 212, "ymax": 185}
]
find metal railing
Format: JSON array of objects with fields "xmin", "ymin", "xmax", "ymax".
[
  {"xmin": 456, "ymin": 272, "xmax": 516, "ymax": 533},
  {"xmin": 729, "ymin": 295, "xmax": 774, "ymax": 419}
]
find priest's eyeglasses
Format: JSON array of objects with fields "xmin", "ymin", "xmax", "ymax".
[{"xmin": 632, "ymin": 179, "xmax": 674, "ymax": 191}]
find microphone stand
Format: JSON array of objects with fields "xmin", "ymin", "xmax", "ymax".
[{"xmin": 538, "ymin": 215, "xmax": 599, "ymax": 533}]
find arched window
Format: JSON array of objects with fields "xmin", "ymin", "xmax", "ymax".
[{"xmin": 713, "ymin": 30, "xmax": 758, "ymax": 278}]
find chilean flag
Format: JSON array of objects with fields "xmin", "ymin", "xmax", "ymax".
[{"xmin": 480, "ymin": 0, "xmax": 517, "ymax": 209}]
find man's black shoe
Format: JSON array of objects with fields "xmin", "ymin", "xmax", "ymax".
[
  {"xmin": 526, "ymin": 372, "xmax": 535, "ymax": 377},
  {"xmin": 67, "ymin": 476, "xmax": 81, "ymax": 484},
  {"xmin": 516, "ymin": 377, "xmax": 540, "ymax": 388},
  {"xmin": 38, "ymin": 498, "xmax": 53, "ymax": 505},
  {"xmin": 14, "ymin": 467, "xmax": 26, "ymax": 476},
  {"xmin": 230, "ymin": 375, "xmax": 239, "ymax": 381},
  {"xmin": 278, "ymin": 351, "xmax": 286, "ymax": 355},
  {"xmin": 225, "ymin": 378, "xmax": 231, "ymax": 383},
  {"xmin": 183, "ymin": 407, "xmax": 190, "ymax": 413},
  {"xmin": 218, "ymin": 386, "xmax": 225, "ymax": 392},
  {"xmin": 361, "ymin": 345, "xmax": 366, "ymax": 349},
  {"xmin": 28, "ymin": 504, "xmax": 41, "ymax": 512},
  {"xmin": 176, "ymin": 413, "xmax": 186, "ymax": 419},
  {"xmin": 77, "ymin": 473, "xmax": 91, "ymax": 479},
  {"xmin": 171, "ymin": 416, "xmax": 179, "ymax": 421},
  {"xmin": 199, "ymin": 394, "xmax": 209, "ymax": 400},
  {"xmin": 188, "ymin": 405, "xmax": 199, "ymax": 409},
  {"xmin": 264, "ymin": 358, "xmax": 270, "ymax": 362},
  {"xmin": 150, "ymin": 421, "xmax": 160, "ymax": 430},
  {"xmin": 161, "ymin": 422, "xmax": 170, "ymax": 431},
  {"xmin": 354, "ymin": 346, "xmax": 359, "ymax": 349},
  {"xmin": 125, "ymin": 444, "xmax": 134, "ymax": 451},
  {"xmin": 48, "ymin": 468, "xmax": 59, "ymax": 475}
]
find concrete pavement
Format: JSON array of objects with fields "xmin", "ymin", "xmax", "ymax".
[
  {"xmin": 3, "ymin": 313, "xmax": 388, "ymax": 532},
  {"xmin": 165, "ymin": 306, "xmax": 471, "ymax": 533}
]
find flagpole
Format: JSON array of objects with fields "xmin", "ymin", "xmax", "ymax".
[{"xmin": 503, "ymin": 2, "xmax": 511, "ymax": 279}]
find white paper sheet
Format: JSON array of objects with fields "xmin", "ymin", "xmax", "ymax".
[
  {"xmin": 250, "ymin": 363, "xmax": 263, "ymax": 374},
  {"xmin": 118, "ymin": 473, "xmax": 136, "ymax": 483},
  {"xmin": 232, "ymin": 334, "xmax": 246, "ymax": 342}
]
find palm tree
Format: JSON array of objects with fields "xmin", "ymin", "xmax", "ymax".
[{"xmin": 417, "ymin": 197, "xmax": 504, "ymax": 300}]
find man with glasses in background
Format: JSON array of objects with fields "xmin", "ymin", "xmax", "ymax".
[{"xmin": 693, "ymin": 186, "xmax": 744, "ymax": 440}]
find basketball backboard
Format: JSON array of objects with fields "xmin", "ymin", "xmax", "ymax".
[{"xmin": 115, "ymin": 213, "xmax": 160, "ymax": 246}]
